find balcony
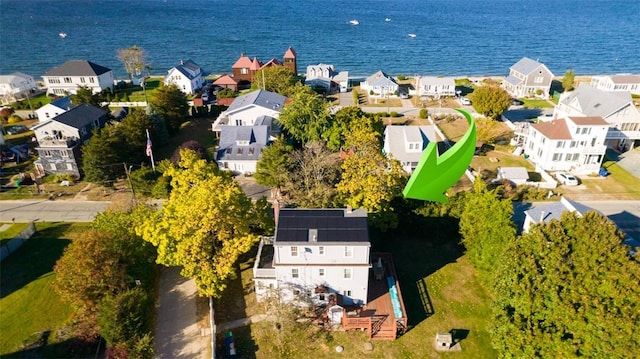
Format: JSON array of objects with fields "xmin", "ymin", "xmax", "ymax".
[
  {"xmin": 253, "ymin": 237, "xmax": 276, "ymax": 279},
  {"xmin": 37, "ymin": 136, "xmax": 78, "ymax": 148},
  {"xmin": 606, "ymin": 128, "xmax": 640, "ymax": 140}
]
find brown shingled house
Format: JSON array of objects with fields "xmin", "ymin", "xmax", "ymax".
[{"xmin": 231, "ymin": 47, "xmax": 297, "ymax": 88}]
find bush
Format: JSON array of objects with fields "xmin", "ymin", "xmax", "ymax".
[
  {"xmin": 369, "ymin": 89, "xmax": 374, "ymax": 96},
  {"xmin": 390, "ymin": 111, "xmax": 399, "ymax": 118},
  {"xmin": 216, "ymin": 88, "xmax": 236, "ymax": 99},
  {"xmin": 419, "ymin": 109, "xmax": 428, "ymax": 119},
  {"xmin": 397, "ymin": 75, "xmax": 407, "ymax": 81},
  {"xmin": 8, "ymin": 114, "xmax": 23, "ymax": 124}
]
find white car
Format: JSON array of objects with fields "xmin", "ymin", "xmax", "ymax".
[
  {"xmin": 460, "ymin": 97, "xmax": 471, "ymax": 105},
  {"xmin": 556, "ymin": 172, "xmax": 579, "ymax": 186}
]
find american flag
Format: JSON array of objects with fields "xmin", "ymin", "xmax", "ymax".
[{"xmin": 146, "ymin": 132, "xmax": 152, "ymax": 157}]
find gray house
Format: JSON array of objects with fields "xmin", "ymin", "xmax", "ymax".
[
  {"xmin": 382, "ymin": 125, "xmax": 437, "ymax": 174},
  {"xmin": 216, "ymin": 125, "xmax": 270, "ymax": 175},
  {"xmin": 502, "ymin": 57, "xmax": 554, "ymax": 98},
  {"xmin": 32, "ymin": 104, "xmax": 108, "ymax": 178}
]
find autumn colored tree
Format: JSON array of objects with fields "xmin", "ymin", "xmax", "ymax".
[
  {"xmin": 277, "ymin": 84, "xmax": 331, "ymax": 144},
  {"xmin": 492, "ymin": 211, "xmax": 640, "ymax": 357},
  {"xmin": 323, "ymin": 106, "xmax": 373, "ymax": 151},
  {"xmin": 117, "ymin": 45, "xmax": 148, "ymax": 80},
  {"xmin": 135, "ymin": 150, "xmax": 271, "ymax": 297},
  {"xmin": 336, "ymin": 117, "xmax": 406, "ymax": 230},
  {"xmin": 469, "ymin": 85, "xmax": 512, "ymax": 119}
]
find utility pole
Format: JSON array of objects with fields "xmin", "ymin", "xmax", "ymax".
[{"xmin": 123, "ymin": 163, "xmax": 136, "ymax": 203}]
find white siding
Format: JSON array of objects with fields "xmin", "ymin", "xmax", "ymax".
[
  {"xmin": 274, "ymin": 244, "xmax": 370, "ymax": 265},
  {"xmin": 227, "ymin": 105, "xmax": 280, "ymax": 126}
]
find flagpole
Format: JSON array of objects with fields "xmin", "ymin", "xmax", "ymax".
[{"xmin": 146, "ymin": 128, "xmax": 156, "ymax": 171}]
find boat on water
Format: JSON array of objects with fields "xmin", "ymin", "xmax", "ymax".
[
  {"xmin": 385, "ymin": 18, "xmax": 391, "ymax": 22},
  {"xmin": 408, "ymin": 33, "xmax": 416, "ymax": 38},
  {"xmin": 58, "ymin": 32, "xmax": 67, "ymax": 38},
  {"xmin": 349, "ymin": 19, "xmax": 359, "ymax": 25}
]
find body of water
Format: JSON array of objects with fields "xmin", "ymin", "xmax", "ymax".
[{"xmin": 1, "ymin": 0, "xmax": 638, "ymax": 80}]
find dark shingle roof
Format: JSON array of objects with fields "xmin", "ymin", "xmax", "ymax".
[
  {"xmin": 52, "ymin": 104, "xmax": 107, "ymax": 129},
  {"xmin": 43, "ymin": 60, "xmax": 111, "ymax": 77},
  {"xmin": 216, "ymin": 125, "xmax": 269, "ymax": 161},
  {"xmin": 275, "ymin": 208, "xmax": 369, "ymax": 243},
  {"xmin": 227, "ymin": 89, "xmax": 287, "ymax": 113}
]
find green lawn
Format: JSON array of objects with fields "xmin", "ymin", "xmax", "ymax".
[
  {"xmin": 215, "ymin": 221, "xmax": 497, "ymax": 358},
  {"xmin": 0, "ymin": 223, "xmax": 89, "ymax": 357},
  {"xmin": 521, "ymin": 98, "xmax": 554, "ymax": 108},
  {"xmin": 0, "ymin": 223, "xmax": 31, "ymax": 245}
]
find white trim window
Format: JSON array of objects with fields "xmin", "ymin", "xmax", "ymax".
[
  {"xmin": 318, "ymin": 246, "xmax": 325, "ymax": 255},
  {"xmin": 319, "ymin": 268, "xmax": 325, "ymax": 277},
  {"xmin": 344, "ymin": 246, "xmax": 353, "ymax": 257},
  {"xmin": 344, "ymin": 268, "xmax": 352, "ymax": 279},
  {"xmin": 291, "ymin": 246, "xmax": 298, "ymax": 257},
  {"xmin": 291, "ymin": 268, "xmax": 299, "ymax": 278}
]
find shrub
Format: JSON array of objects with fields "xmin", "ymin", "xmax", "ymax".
[
  {"xmin": 419, "ymin": 108, "xmax": 428, "ymax": 119},
  {"xmin": 390, "ymin": 111, "xmax": 399, "ymax": 118},
  {"xmin": 217, "ymin": 88, "xmax": 236, "ymax": 99},
  {"xmin": 369, "ymin": 89, "xmax": 374, "ymax": 96},
  {"xmin": 8, "ymin": 114, "xmax": 23, "ymax": 124},
  {"xmin": 397, "ymin": 75, "xmax": 407, "ymax": 81}
]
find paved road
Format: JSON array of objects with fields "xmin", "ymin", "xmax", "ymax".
[
  {"xmin": 514, "ymin": 200, "xmax": 640, "ymax": 240},
  {"xmin": 0, "ymin": 199, "xmax": 111, "ymax": 222}
]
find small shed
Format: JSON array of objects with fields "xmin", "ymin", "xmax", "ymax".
[
  {"xmin": 497, "ymin": 166, "xmax": 529, "ymax": 185},
  {"xmin": 436, "ymin": 332, "xmax": 453, "ymax": 349}
]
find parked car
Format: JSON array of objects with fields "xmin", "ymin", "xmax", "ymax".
[
  {"xmin": 202, "ymin": 93, "xmax": 209, "ymax": 102},
  {"xmin": 6, "ymin": 125, "xmax": 29, "ymax": 135},
  {"xmin": 556, "ymin": 172, "xmax": 579, "ymax": 186},
  {"xmin": 511, "ymin": 98, "xmax": 524, "ymax": 106},
  {"xmin": 399, "ymin": 92, "xmax": 409, "ymax": 99},
  {"xmin": 460, "ymin": 97, "xmax": 471, "ymax": 105}
]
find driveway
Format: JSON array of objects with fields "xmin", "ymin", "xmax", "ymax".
[{"xmin": 155, "ymin": 266, "xmax": 210, "ymax": 359}]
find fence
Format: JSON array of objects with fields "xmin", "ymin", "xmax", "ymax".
[{"xmin": 0, "ymin": 222, "xmax": 36, "ymax": 262}]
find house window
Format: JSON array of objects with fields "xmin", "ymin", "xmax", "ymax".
[
  {"xmin": 291, "ymin": 269, "xmax": 299, "ymax": 278},
  {"xmin": 64, "ymin": 77, "xmax": 72, "ymax": 83},
  {"xmin": 80, "ymin": 77, "xmax": 85, "ymax": 83},
  {"xmin": 534, "ymin": 76, "xmax": 544, "ymax": 83},
  {"xmin": 237, "ymin": 148, "xmax": 243, "ymax": 155},
  {"xmin": 344, "ymin": 246, "xmax": 353, "ymax": 257},
  {"xmin": 66, "ymin": 163, "xmax": 73, "ymax": 170},
  {"xmin": 248, "ymin": 148, "xmax": 255, "ymax": 155},
  {"xmin": 235, "ymin": 119, "xmax": 243, "ymax": 126},
  {"xmin": 89, "ymin": 77, "xmax": 95, "ymax": 83},
  {"xmin": 319, "ymin": 246, "xmax": 324, "ymax": 255},
  {"xmin": 343, "ymin": 290, "xmax": 352, "ymax": 297},
  {"xmin": 344, "ymin": 268, "xmax": 352, "ymax": 279},
  {"xmin": 581, "ymin": 128, "xmax": 590, "ymax": 135},
  {"xmin": 240, "ymin": 68, "xmax": 249, "ymax": 75},
  {"xmin": 49, "ymin": 163, "xmax": 56, "ymax": 170},
  {"xmin": 570, "ymin": 141, "xmax": 577, "ymax": 148},
  {"xmin": 293, "ymin": 289, "xmax": 301, "ymax": 296},
  {"xmin": 61, "ymin": 150, "xmax": 69, "ymax": 158},
  {"xmin": 571, "ymin": 153, "xmax": 580, "ymax": 161},
  {"xmin": 80, "ymin": 128, "xmax": 88, "ymax": 136},
  {"xmin": 291, "ymin": 246, "xmax": 298, "ymax": 257},
  {"xmin": 319, "ymin": 268, "xmax": 325, "ymax": 277},
  {"xmin": 575, "ymin": 127, "xmax": 581, "ymax": 134},
  {"xmin": 93, "ymin": 119, "xmax": 100, "ymax": 128},
  {"xmin": 556, "ymin": 141, "xmax": 565, "ymax": 148},
  {"xmin": 319, "ymin": 293, "xmax": 326, "ymax": 301},
  {"xmin": 552, "ymin": 153, "xmax": 562, "ymax": 162},
  {"xmin": 44, "ymin": 150, "xmax": 52, "ymax": 157}
]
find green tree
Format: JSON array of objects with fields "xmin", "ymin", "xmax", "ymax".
[
  {"xmin": 216, "ymin": 88, "xmax": 236, "ymax": 99},
  {"xmin": 98, "ymin": 288, "xmax": 152, "ymax": 347},
  {"xmin": 149, "ymin": 83, "xmax": 188, "ymax": 134},
  {"xmin": 459, "ymin": 178, "xmax": 516, "ymax": 277},
  {"xmin": 337, "ymin": 117, "xmax": 406, "ymax": 230},
  {"xmin": 135, "ymin": 150, "xmax": 268, "ymax": 297},
  {"xmin": 492, "ymin": 211, "xmax": 640, "ymax": 358},
  {"xmin": 277, "ymin": 84, "xmax": 331, "ymax": 144},
  {"xmin": 283, "ymin": 141, "xmax": 341, "ymax": 207},
  {"xmin": 117, "ymin": 45, "xmax": 147, "ymax": 80},
  {"xmin": 254, "ymin": 136, "xmax": 293, "ymax": 190},
  {"xmin": 119, "ymin": 108, "xmax": 168, "ymax": 164},
  {"xmin": 469, "ymin": 85, "xmax": 512, "ymax": 119},
  {"xmin": 71, "ymin": 85, "xmax": 104, "ymax": 107},
  {"xmin": 252, "ymin": 66, "xmax": 298, "ymax": 96},
  {"xmin": 562, "ymin": 69, "xmax": 575, "ymax": 92},
  {"xmin": 82, "ymin": 124, "xmax": 127, "ymax": 184},
  {"xmin": 323, "ymin": 106, "xmax": 370, "ymax": 151}
]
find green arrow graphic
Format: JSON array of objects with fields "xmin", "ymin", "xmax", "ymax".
[{"xmin": 402, "ymin": 108, "xmax": 476, "ymax": 203}]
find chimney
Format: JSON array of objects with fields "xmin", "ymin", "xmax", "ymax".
[
  {"xmin": 273, "ymin": 198, "xmax": 280, "ymax": 225},
  {"xmin": 346, "ymin": 205, "xmax": 353, "ymax": 214}
]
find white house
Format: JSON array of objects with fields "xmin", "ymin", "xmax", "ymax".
[
  {"xmin": 164, "ymin": 59, "xmax": 204, "ymax": 95},
  {"xmin": 415, "ymin": 76, "xmax": 456, "ymax": 97},
  {"xmin": 502, "ymin": 57, "xmax": 554, "ymax": 98},
  {"xmin": 305, "ymin": 64, "xmax": 349, "ymax": 93},
  {"xmin": 524, "ymin": 116, "xmax": 609, "ymax": 175},
  {"xmin": 523, "ymin": 196, "xmax": 596, "ymax": 233},
  {"xmin": 215, "ymin": 125, "xmax": 270, "ymax": 175},
  {"xmin": 212, "ymin": 90, "xmax": 287, "ymax": 131},
  {"xmin": 383, "ymin": 125, "xmax": 437, "ymax": 174},
  {"xmin": 0, "ymin": 72, "xmax": 37, "ymax": 104},
  {"xmin": 554, "ymin": 84, "xmax": 640, "ymax": 151},
  {"xmin": 590, "ymin": 74, "xmax": 640, "ymax": 95},
  {"xmin": 253, "ymin": 208, "xmax": 371, "ymax": 306},
  {"xmin": 36, "ymin": 96, "xmax": 72, "ymax": 122},
  {"xmin": 360, "ymin": 70, "xmax": 399, "ymax": 97},
  {"xmin": 42, "ymin": 60, "xmax": 114, "ymax": 96}
]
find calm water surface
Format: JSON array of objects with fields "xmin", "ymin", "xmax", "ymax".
[{"xmin": 1, "ymin": 0, "xmax": 638, "ymax": 79}]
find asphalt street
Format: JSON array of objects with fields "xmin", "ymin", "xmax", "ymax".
[{"xmin": 0, "ymin": 199, "xmax": 112, "ymax": 222}]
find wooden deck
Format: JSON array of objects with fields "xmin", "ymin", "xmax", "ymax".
[{"xmin": 342, "ymin": 253, "xmax": 407, "ymax": 340}]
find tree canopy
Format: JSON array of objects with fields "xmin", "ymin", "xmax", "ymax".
[
  {"xmin": 562, "ymin": 69, "xmax": 575, "ymax": 92},
  {"xmin": 149, "ymin": 83, "xmax": 189, "ymax": 134},
  {"xmin": 254, "ymin": 136, "xmax": 294, "ymax": 190},
  {"xmin": 117, "ymin": 45, "xmax": 148, "ymax": 80},
  {"xmin": 469, "ymin": 85, "xmax": 512, "ymax": 119},
  {"xmin": 71, "ymin": 85, "xmax": 104, "ymax": 108},
  {"xmin": 135, "ymin": 150, "xmax": 272, "ymax": 297},
  {"xmin": 491, "ymin": 211, "xmax": 640, "ymax": 357},
  {"xmin": 277, "ymin": 85, "xmax": 331, "ymax": 144},
  {"xmin": 252, "ymin": 66, "xmax": 299, "ymax": 96}
]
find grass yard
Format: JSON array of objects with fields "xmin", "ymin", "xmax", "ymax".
[
  {"xmin": 0, "ymin": 222, "xmax": 90, "ymax": 357},
  {"xmin": 559, "ymin": 159, "xmax": 640, "ymax": 200},
  {"xmin": 521, "ymin": 99, "xmax": 554, "ymax": 108},
  {"xmin": 0, "ymin": 223, "xmax": 31, "ymax": 245},
  {"xmin": 214, "ymin": 220, "xmax": 497, "ymax": 358}
]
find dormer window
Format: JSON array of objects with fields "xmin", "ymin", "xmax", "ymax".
[{"xmin": 408, "ymin": 142, "xmax": 421, "ymax": 151}]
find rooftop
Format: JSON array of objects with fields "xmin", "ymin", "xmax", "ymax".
[{"xmin": 275, "ymin": 208, "xmax": 369, "ymax": 243}]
